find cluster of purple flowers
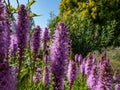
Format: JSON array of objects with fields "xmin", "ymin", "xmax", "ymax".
[
  {"xmin": 33, "ymin": 68, "xmax": 41, "ymax": 83},
  {"xmin": 74, "ymin": 54, "xmax": 83, "ymax": 64},
  {"xmin": 78, "ymin": 52, "xmax": 120, "ymax": 90},
  {"xmin": 0, "ymin": 1, "xmax": 16, "ymax": 90},
  {"xmin": 0, "ymin": 1, "xmax": 120, "ymax": 90},
  {"xmin": 50, "ymin": 22, "xmax": 69, "ymax": 90}
]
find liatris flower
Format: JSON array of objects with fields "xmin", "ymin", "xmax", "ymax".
[
  {"xmin": 92, "ymin": 58, "xmax": 96, "ymax": 64},
  {"xmin": 78, "ymin": 54, "xmax": 83, "ymax": 64},
  {"xmin": 74, "ymin": 54, "xmax": 78, "ymax": 62},
  {"xmin": 0, "ymin": 2, "xmax": 16, "ymax": 90},
  {"xmin": 0, "ymin": 2, "xmax": 7, "ymax": 62},
  {"xmin": 87, "ymin": 66, "xmax": 98, "ymax": 90},
  {"xmin": 98, "ymin": 52, "xmax": 107, "ymax": 69},
  {"xmin": 42, "ymin": 66, "xmax": 50, "ymax": 87},
  {"xmin": 33, "ymin": 68, "xmax": 41, "ymax": 83},
  {"xmin": 44, "ymin": 54, "xmax": 50, "ymax": 64},
  {"xmin": 97, "ymin": 61, "xmax": 112, "ymax": 90},
  {"xmin": 9, "ymin": 33, "xmax": 18, "ymax": 56},
  {"xmin": 0, "ymin": 1, "xmax": 5, "ymax": 20},
  {"xmin": 113, "ymin": 71, "xmax": 119, "ymax": 83},
  {"xmin": 0, "ymin": 61, "xmax": 16, "ymax": 90},
  {"xmin": 80, "ymin": 58, "xmax": 87, "ymax": 76},
  {"xmin": 50, "ymin": 22, "xmax": 69, "ymax": 90},
  {"xmin": 31, "ymin": 26, "xmax": 41, "ymax": 72},
  {"xmin": 85, "ymin": 52, "xmax": 93, "ymax": 76},
  {"xmin": 67, "ymin": 60, "xmax": 78, "ymax": 90},
  {"xmin": 31, "ymin": 25, "xmax": 41, "ymax": 54},
  {"xmin": 15, "ymin": 4, "xmax": 29, "ymax": 50},
  {"xmin": 42, "ymin": 27, "xmax": 49, "ymax": 52},
  {"xmin": 101, "ymin": 52, "xmax": 107, "ymax": 60},
  {"xmin": 43, "ymin": 27, "xmax": 49, "ymax": 42},
  {"xmin": 15, "ymin": 4, "xmax": 29, "ymax": 76},
  {"xmin": 75, "ymin": 54, "xmax": 83, "ymax": 64},
  {"xmin": 115, "ymin": 84, "xmax": 120, "ymax": 90},
  {"xmin": 11, "ymin": 66, "xmax": 18, "ymax": 75}
]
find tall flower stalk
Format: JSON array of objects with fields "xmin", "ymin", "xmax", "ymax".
[
  {"xmin": 0, "ymin": 1, "xmax": 7, "ymax": 62},
  {"xmin": 15, "ymin": 4, "xmax": 29, "ymax": 77},
  {"xmin": 0, "ymin": 1, "xmax": 16, "ymax": 90},
  {"xmin": 67, "ymin": 60, "xmax": 78, "ymax": 90},
  {"xmin": 42, "ymin": 66, "xmax": 50, "ymax": 89},
  {"xmin": 9, "ymin": 33, "xmax": 18, "ymax": 57},
  {"xmin": 85, "ymin": 52, "xmax": 94, "ymax": 77},
  {"xmin": 50, "ymin": 22, "xmax": 69, "ymax": 90},
  {"xmin": 97, "ymin": 60, "xmax": 112, "ymax": 90},
  {"xmin": 43, "ymin": 27, "xmax": 49, "ymax": 51},
  {"xmin": 31, "ymin": 25, "xmax": 41, "ymax": 73},
  {"xmin": 113, "ymin": 70, "xmax": 118, "ymax": 83},
  {"xmin": 33, "ymin": 68, "xmax": 41, "ymax": 83},
  {"xmin": 87, "ymin": 66, "xmax": 98, "ymax": 90},
  {"xmin": 43, "ymin": 27, "xmax": 50, "ymax": 65}
]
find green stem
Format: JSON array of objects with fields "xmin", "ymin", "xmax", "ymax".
[{"xmin": 69, "ymin": 83, "xmax": 73, "ymax": 90}]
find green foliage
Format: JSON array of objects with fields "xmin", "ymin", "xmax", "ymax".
[
  {"xmin": 29, "ymin": 13, "xmax": 42, "ymax": 18},
  {"xmin": 48, "ymin": 0, "xmax": 120, "ymax": 55},
  {"xmin": 8, "ymin": 6, "xmax": 17, "ymax": 13},
  {"xmin": 27, "ymin": 0, "xmax": 36, "ymax": 8},
  {"xmin": 67, "ymin": 13, "xmax": 115, "ymax": 55},
  {"xmin": 48, "ymin": 16, "xmax": 61, "ymax": 35}
]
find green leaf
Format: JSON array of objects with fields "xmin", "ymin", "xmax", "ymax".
[
  {"xmin": 7, "ymin": 5, "xmax": 17, "ymax": 13},
  {"xmin": 29, "ymin": 13, "xmax": 42, "ymax": 18},
  {"xmin": 27, "ymin": 0, "xmax": 36, "ymax": 8}
]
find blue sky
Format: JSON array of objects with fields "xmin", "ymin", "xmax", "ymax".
[{"xmin": 8, "ymin": 0, "xmax": 60, "ymax": 29}]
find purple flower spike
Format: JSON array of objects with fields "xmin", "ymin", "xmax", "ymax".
[
  {"xmin": 42, "ymin": 66, "xmax": 50, "ymax": 87},
  {"xmin": 78, "ymin": 54, "xmax": 83, "ymax": 64},
  {"xmin": 44, "ymin": 54, "xmax": 50, "ymax": 64},
  {"xmin": 85, "ymin": 53, "xmax": 93, "ymax": 76},
  {"xmin": 0, "ymin": 2, "xmax": 16, "ymax": 90},
  {"xmin": 33, "ymin": 68, "xmax": 41, "ymax": 83},
  {"xmin": 15, "ymin": 4, "xmax": 29, "ymax": 76},
  {"xmin": 0, "ymin": 61, "xmax": 16, "ymax": 90},
  {"xmin": 9, "ymin": 33, "xmax": 18, "ymax": 56},
  {"xmin": 113, "ymin": 71, "xmax": 118, "ymax": 83},
  {"xmin": 0, "ymin": 2, "xmax": 5, "ymax": 20},
  {"xmin": 67, "ymin": 60, "xmax": 78, "ymax": 84},
  {"xmin": 43, "ymin": 27, "xmax": 49, "ymax": 41},
  {"xmin": 115, "ymin": 84, "xmax": 120, "ymax": 90},
  {"xmin": 31, "ymin": 25, "xmax": 41, "ymax": 54},
  {"xmin": 42, "ymin": 27, "xmax": 50, "ymax": 52},
  {"xmin": 92, "ymin": 58, "xmax": 96, "ymax": 64},
  {"xmin": 87, "ymin": 66, "xmax": 98, "ymax": 90},
  {"xmin": 97, "ymin": 61, "xmax": 112, "ymax": 90},
  {"xmin": 15, "ymin": 4, "xmax": 29, "ymax": 50},
  {"xmin": 0, "ymin": 2, "xmax": 7, "ymax": 62},
  {"xmin": 50, "ymin": 22, "xmax": 69, "ymax": 90},
  {"xmin": 74, "ymin": 54, "xmax": 79, "ymax": 62},
  {"xmin": 80, "ymin": 58, "xmax": 87, "ymax": 76},
  {"xmin": 31, "ymin": 26, "xmax": 41, "ymax": 72}
]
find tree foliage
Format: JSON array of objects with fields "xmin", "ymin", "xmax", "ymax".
[{"xmin": 48, "ymin": 0, "xmax": 120, "ymax": 55}]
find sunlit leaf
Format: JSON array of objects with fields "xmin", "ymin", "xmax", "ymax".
[
  {"xmin": 29, "ymin": 13, "xmax": 42, "ymax": 18},
  {"xmin": 27, "ymin": 0, "xmax": 36, "ymax": 8}
]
